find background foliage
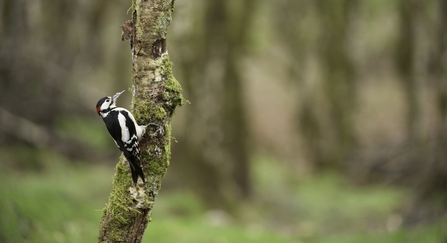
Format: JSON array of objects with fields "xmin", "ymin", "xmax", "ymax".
[{"xmin": 1, "ymin": 0, "xmax": 446, "ymax": 242}]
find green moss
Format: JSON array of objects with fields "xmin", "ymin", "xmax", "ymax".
[
  {"xmin": 127, "ymin": 0, "xmax": 136, "ymax": 15},
  {"xmin": 106, "ymin": 218, "xmax": 128, "ymax": 241},
  {"xmin": 132, "ymin": 97, "xmax": 173, "ymax": 125},
  {"xmin": 99, "ymin": 156, "xmax": 150, "ymax": 241},
  {"xmin": 152, "ymin": 105, "xmax": 168, "ymax": 121},
  {"xmin": 132, "ymin": 98, "xmax": 150, "ymax": 124},
  {"xmin": 162, "ymin": 58, "xmax": 182, "ymax": 92},
  {"xmin": 140, "ymin": 124, "xmax": 172, "ymax": 178},
  {"xmin": 143, "ymin": 145, "xmax": 167, "ymax": 176},
  {"xmin": 161, "ymin": 57, "xmax": 184, "ymax": 111},
  {"xmin": 141, "ymin": 152, "xmax": 162, "ymax": 176},
  {"xmin": 107, "ymin": 159, "xmax": 134, "ymax": 216},
  {"xmin": 163, "ymin": 124, "xmax": 172, "ymax": 167}
]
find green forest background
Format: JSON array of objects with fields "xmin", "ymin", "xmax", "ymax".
[{"xmin": 1, "ymin": 0, "xmax": 447, "ymax": 242}]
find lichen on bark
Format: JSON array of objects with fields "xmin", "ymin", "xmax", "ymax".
[{"xmin": 98, "ymin": 0, "xmax": 182, "ymax": 242}]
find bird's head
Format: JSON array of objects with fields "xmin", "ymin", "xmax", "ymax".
[{"xmin": 96, "ymin": 90, "xmax": 125, "ymax": 116}]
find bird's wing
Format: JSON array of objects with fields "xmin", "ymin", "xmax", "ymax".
[
  {"xmin": 105, "ymin": 111, "xmax": 125, "ymax": 149},
  {"xmin": 121, "ymin": 111, "xmax": 140, "ymax": 158}
]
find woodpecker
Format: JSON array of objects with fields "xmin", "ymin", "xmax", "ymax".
[{"xmin": 96, "ymin": 90, "xmax": 148, "ymax": 185}]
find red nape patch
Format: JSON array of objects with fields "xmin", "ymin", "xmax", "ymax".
[{"xmin": 96, "ymin": 106, "xmax": 101, "ymax": 113}]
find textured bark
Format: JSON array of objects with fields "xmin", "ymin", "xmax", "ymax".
[{"xmin": 98, "ymin": 0, "xmax": 183, "ymax": 242}]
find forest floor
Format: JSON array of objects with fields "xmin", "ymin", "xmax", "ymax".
[{"xmin": 0, "ymin": 151, "xmax": 445, "ymax": 243}]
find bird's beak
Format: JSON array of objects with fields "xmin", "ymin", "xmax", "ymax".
[{"xmin": 112, "ymin": 90, "xmax": 125, "ymax": 103}]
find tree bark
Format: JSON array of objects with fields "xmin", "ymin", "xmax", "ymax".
[{"xmin": 98, "ymin": 0, "xmax": 183, "ymax": 242}]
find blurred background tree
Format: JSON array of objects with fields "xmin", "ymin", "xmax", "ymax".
[{"xmin": 1, "ymin": 0, "xmax": 446, "ymax": 242}]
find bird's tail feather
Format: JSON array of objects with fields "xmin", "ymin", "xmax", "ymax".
[
  {"xmin": 127, "ymin": 156, "xmax": 146, "ymax": 185},
  {"xmin": 134, "ymin": 163, "xmax": 146, "ymax": 184},
  {"xmin": 130, "ymin": 168, "xmax": 139, "ymax": 185}
]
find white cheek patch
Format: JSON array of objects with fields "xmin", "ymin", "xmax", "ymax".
[
  {"xmin": 99, "ymin": 101, "xmax": 111, "ymax": 117},
  {"xmin": 101, "ymin": 101, "xmax": 109, "ymax": 111},
  {"xmin": 117, "ymin": 113, "xmax": 130, "ymax": 142}
]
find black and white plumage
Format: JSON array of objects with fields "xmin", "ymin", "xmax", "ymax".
[{"xmin": 96, "ymin": 90, "xmax": 147, "ymax": 185}]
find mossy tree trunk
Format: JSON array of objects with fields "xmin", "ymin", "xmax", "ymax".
[{"xmin": 98, "ymin": 0, "xmax": 183, "ymax": 242}]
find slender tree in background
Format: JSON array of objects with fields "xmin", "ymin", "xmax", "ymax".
[
  {"xmin": 315, "ymin": 0, "xmax": 357, "ymax": 167},
  {"xmin": 274, "ymin": 0, "xmax": 322, "ymax": 167},
  {"xmin": 286, "ymin": 0, "xmax": 356, "ymax": 168},
  {"xmin": 219, "ymin": 0, "xmax": 256, "ymax": 200},
  {"xmin": 171, "ymin": 0, "xmax": 256, "ymax": 208},
  {"xmin": 404, "ymin": 0, "xmax": 447, "ymax": 225},
  {"xmin": 396, "ymin": 0, "xmax": 420, "ymax": 140},
  {"xmin": 98, "ymin": 0, "xmax": 183, "ymax": 242}
]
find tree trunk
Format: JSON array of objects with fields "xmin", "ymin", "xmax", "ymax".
[
  {"xmin": 312, "ymin": 0, "xmax": 357, "ymax": 168},
  {"xmin": 98, "ymin": 0, "xmax": 183, "ymax": 242},
  {"xmin": 404, "ymin": 0, "xmax": 447, "ymax": 225},
  {"xmin": 396, "ymin": 0, "xmax": 419, "ymax": 140},
  {"xmin": 169, "ymin": 0, "xmax": 255, "ymax": 209}
]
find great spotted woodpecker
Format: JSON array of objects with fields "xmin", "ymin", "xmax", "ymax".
[{"xmin": 96, "ymin": 90, "xmax": 150, "ymax": 185}]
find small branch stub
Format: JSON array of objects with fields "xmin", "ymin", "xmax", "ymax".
[{"xmin": 121, "ymin": 20, "xmax": 133, "ymax": 41}]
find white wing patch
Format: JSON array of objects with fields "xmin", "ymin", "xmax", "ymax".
[
  {"xmin": 114, "ymin": 107, "xmax": 142, "ymax": 160},
  {"xmin": 117, "ymin": 112, "xmax": 130, "ymax": 143},
  {"xmin": 114, "ymin": 107, "xmax": 145, "ymax": 140}
]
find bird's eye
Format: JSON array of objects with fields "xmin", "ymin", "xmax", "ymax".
[{"xmin": 106, "ymin": 99, "xmax": 110, "ymax": 102}]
